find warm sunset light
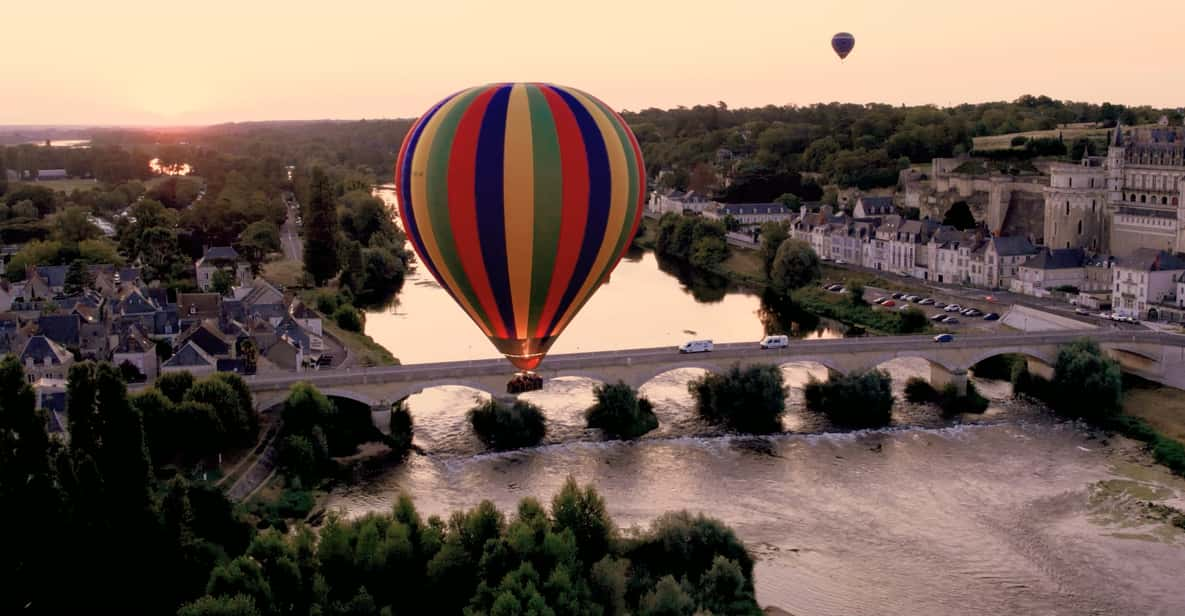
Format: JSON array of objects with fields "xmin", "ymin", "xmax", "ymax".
[
  {"xmin": 5, "ymin": 2, "xmax": 1185, "ymax": 615},
  {"xmin": 1, "ymin": 0, "xmax": 1183, "ymax": 124}
]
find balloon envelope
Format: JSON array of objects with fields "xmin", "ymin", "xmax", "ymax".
[
  {"xmin": 831, "ymin": 32, "xmax": 855, "ymax": 59},
  {"xmin": 395, "ymin": 83, "xmax": 646, "ymax": 371}
]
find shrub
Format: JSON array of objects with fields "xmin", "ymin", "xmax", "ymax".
[
  {"xmin": 314, "ymin": 291, "xmax": 341, "ymax": 314},
  {"xmin": 469, "ymin": 399, "xmax": 546, "ymax": 450},
  {"xmin": 1051, "ymin": 339, "xmax": 1123, "ymax": 419},
  {"xmin": 688, "ymin": 364, "xmax": 786, "ymax": 433},
  {"xmin": 904, "ymin": 377, "xmax": 936, "ymax": 403},
  {"xmin": 387, "ymin": 401, "xmax": 415, "ymax": 458},
  {"xmin": 585, "ymin": 381, "xmax": 659, "ymax": 439},
  {"xmin": 333, "ymin": 304, "xmax": 363, "ymax": 332},
  {"xmin": 804, "ymin": 370, "xmax": 893, "ymax": 428}
]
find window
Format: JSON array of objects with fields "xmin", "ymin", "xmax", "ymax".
[
  {"xmin": 1066, "ymin": 201, "xmax": 1070, "ymax": 215},
  {"xmin": 1078, "ymin": 220, "xmax": 1082, "ymax": 235},
  {"xmin": 1092, "ymin": 200, "xmax": 1096, "ymax": 212}
]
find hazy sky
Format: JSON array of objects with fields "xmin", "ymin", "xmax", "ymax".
[{"xmin": 3, "ymin": 0, "xmax": 1182, "ymax": 125}]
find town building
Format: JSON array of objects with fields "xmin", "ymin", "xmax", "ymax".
[
  {"xmin": 853, "ymin": 196, "xmax": 896, "ymax": 218},
  {"xmin": 1011, "ymin": 248, "xmax": 1088, "ymax": 297},
  {"xmin": 703, "ymin": 203, "xmax": 794, "ymax": 225},
  {"xmin": 195, "ymin": 246, "xmax": 253, "ymax": 291},
  {"xmin": 1111, "ymin": 249, "xmax": 1185, "ymax": 320}
]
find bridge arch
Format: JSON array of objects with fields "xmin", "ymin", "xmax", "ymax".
[
  {"xmin": 387, "ymin": 380, "xmax": 499, "ymax": 405},
  {"xmin": 961, "ymin": 347, "xmax": 1058, "ymax": 374},
  {"xmin": 630, "ymin": 363, "xmax": 721, "ymax": 391}
]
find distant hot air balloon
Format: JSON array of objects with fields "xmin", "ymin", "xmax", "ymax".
[
  {"xmin": 831, "ymin": 32, "xmax": 855, "ymax": 60},
  {"xmin": 395, "ymin": 83, "xmax": 646, "ymax": 372}
]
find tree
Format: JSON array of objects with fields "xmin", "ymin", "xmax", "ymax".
[
  {"xmin": 1051, "ymin": 339, "xmax": 1123, "ymax": 420},
  {"xmin": 552, "ymin": 477, "xmax": 615, "ymax": 567},
  {"xmin": 803, "ymin": 370, "xmax": 894, "ymax": 427},
  {"xmin": 333, "ymin": 304, "xmax": 363, "ymax": 332},
  {"xmin": 206, "ymin": 556, "xmax": 274, "ymax": 615},
  {"xmin": 688, "ymin": 363, "xmax": 786, "ymax": 433},
  {"xmin": 774, "ymin": 192, "xmax": 801, "ymax": 210},
  {"xmin": 304, "ymin": 168, "xmax": 340, "ymax": 285},
  {"xmin": 468, "ymin": 399, "xmax": 547, "ymax": 450},
  {"xmin": 757, "ymin": 222, "xmax": 789, "ymax": 276},
  {"xmin": 51, "ymin": 206, "xmax": 103, "ymax": 243},
  {"xmin": 211, "ymin": 269, "xmax": 235, "ymax": 296},
  {"xmin": 639, "ymin": 576, "xmax": 694, "ymax": 616},
  {"xmin": 237, "ymin": 221, "xmax": 281, "ymax": 273},
  {"xmin": 186, "ymin": 379, "xmax": 251, "ymax": 445},
  {"xmin": 178, "ymin": 595, "xmax": 261, "ymax": 616},
  {"xmin": 585, "ymin": 381, "xmax": 659, "ymax": 439},
  {"xmin": 769, "ymin": 239, "xmax": 821, "ymax": 293},
  {"xmin": 847, "ymin": 282, "xmax": 866, "ymax": 306},
  {"xmin": 64, "ymin": 259, "xmax": 93, "ymax": 296},
  {"xmin": 942, "ymin": 201, "xmax": 976, "ymax": 230},
  {"xmin": 157, "ymin": 371, "xmax": 196, "ymax": 404},
  {"xmin": 899, "ymin": 307, "xmax": 929, "ymax": 333}
]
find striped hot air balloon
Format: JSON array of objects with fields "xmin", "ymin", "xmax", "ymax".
[
  {"xmin": 831, "ymin": 32, "xmax": 855, "ymax": 59},
  {"xmin": 395, "ymin": 83, "xmax": 646, "ymax": 371}
]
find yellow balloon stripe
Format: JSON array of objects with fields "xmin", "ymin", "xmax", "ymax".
[
  {"xmin": 408, "ymin": 87, "xmax": 493, "ymax": 336},
  {"xmin": 551, "ymin": 88, "xmax": 632, "ymax": 335},
  {"xmin": 502, "ymin": 84, "xmax": 535, "ymax": 338}
]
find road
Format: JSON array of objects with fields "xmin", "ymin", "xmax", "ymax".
[
  {"xmin": 281, "ymin": 193, "xmax": 302, "ymax": 262},
  {"xmin": 233, "ymin": 328, "xmax": 1181, "ymax": 393}
]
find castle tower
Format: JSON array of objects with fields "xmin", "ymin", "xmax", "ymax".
[{"xmin": 1043, "ymin": 158, "xmax": 1107, "ymax": 252}]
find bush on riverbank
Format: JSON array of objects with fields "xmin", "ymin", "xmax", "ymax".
[
  {"xmin": 804, "ymin": 370, "xmax": 894, "ymax": 427},
  {"xmin": 1010, "ymin": 340, "xmax": 1122, "ymax": 421},
  {"xmin": 1102, "ymin": 414, "xmax": 1185, "ymax": 477},
  {"xmin": 469, "ymin": 398, "xmax": 547, "ymax": 450},
  {"xmin": 179, "ymin": 478, "xmax": 761, "ymax": 616},
  {"xmin": 689, "ymin": 363, "xmax": 786, "ymax": 433},
  {"xmin": 903, "ymin": 377, "xmax": 989, "ymax": 414},
  {"xmin": 656, "ymin": 213, "xmax": 730, "ymax": 270},
  {"xmin": 791, "ymin": 287, "xmax": 930, "ymax": 334},
  {"xmin": 586, "ymin": 381, "xmax": 659, "ymax": 439}
]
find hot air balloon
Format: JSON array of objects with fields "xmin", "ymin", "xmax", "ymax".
[
  {"xmin": 395, "ymin": 83, "xmax": 646, "ymax": 373},
  {"xmin": 831, "ymin": 32, "xmax": 855, "ymax": 60}
]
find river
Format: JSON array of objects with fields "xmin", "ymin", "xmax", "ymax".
[{"xmin": 342, "ymin": 188, "xmax": 1185, "ymax": 615}]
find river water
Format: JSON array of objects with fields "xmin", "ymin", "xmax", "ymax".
[{"xmin": 342, "ymin": 188, "xmax": 1185, "ymax": 615}]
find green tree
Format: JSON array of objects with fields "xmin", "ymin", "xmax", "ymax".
[
  {"xmin": 639, "ymin": 576, "xmax": 694, "ymax": 616},
  {"xmin": 585, "ymin": 381, "xmax": 659, "ymax": 439},
  {"xmin": 304, "ymin": 168, "xmax": 340, "ymax": 285},
  {"xmin": 468, "ymin": 399, "xmax": 547, "ymax": 450},
  {"xmin": 211, "ymin": 269, "xmax": 235, "ymax": 296},
  {"xmin": 186, "ymin": 378, "xmax": 251, "ymax": 446},
  {"xmin": 1051, "ymin": 339, "xmax": 1123, "ymax": 420},
  {"xmin": 64, "ymin": 259, "xmax": 93, "ymax": 296},
  {"xmin": 774, "ymin": 192, "xmax": 801, "ymax": 210},
  {"xmin": 552, "ymin": 477, "xmax": 615, "ymax": 567},
  {"xmin": 770, "ymin": 239, "xmax": 821, "ymax": 293},
  {"xmin": 757, "ymin": 221, "xmax": 789, "ymax": 276},
  {"xmin": 847, "ymin": 282, "xmax": 866, "ymax": 306},
  {"xmin": 178, "ymin": 595, "xmax": 261, "ymax": 616},
  {"xmin": 157, "ymin": 371, "xmax": 196, "ymax": 404},
  {"xmin": 206, "ymin": 557, "xmax": 274, "ymax": 615},
  {"xmin": 942, "ymin": 201, "xmax": 976, "ymax": 230},
  {"xmin": 899, "ymin": 307, "xmax": 929, "ymax": 333},
  {"xmin": 237, "ymin": 221, "xmax": 281, "ymax": 274},
  {"xmin": 333, "ymin": 304, "xmax": 363, "ymax": 332},
  {"xmin": 689, "ymin": 363, "xmax": 786, "ymax": 433},
  {"xmin": 804, "ymin": 370, "xmax": 894, "ymax": 427},
  {"xmin": 51, "ymin": 206, "xmax": 103, "ymax": 243}
]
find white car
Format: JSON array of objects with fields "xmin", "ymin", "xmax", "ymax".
[
  {"xmin": 760, "ymin": 335, "xmax": 789, "ymax": 349},
  {"xmin": 678, "ymin": 339, "xmax": 714, "ymax": 353},
  {"xmin": 945, "ymin": 304, "xmax": 962, "ymax": 312}
]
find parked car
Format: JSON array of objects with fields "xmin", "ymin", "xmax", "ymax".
[
  {"xmin": 931, "ymin": 313, "xmax": 948, "ymax": 321},
  {"xmin": 942, "ymin": 317, "xmax": 960, "ymax": 324},
  {"xmin": 760, "ymin": 335, "xmax": 789, "ymax": 349},
  {"xmin": 882, "ymin": 300, "xmax": 896, "ymax": 307},
  {"xmin": 679, "ymin": 339, "xmax": 714, "ymax": 353},
  {"xmin": 933, "ymin": 302, "xmax": 947, "ymax": 308},
  {"xmin": 1074, "ymin": 308, "xmax": 1090, "ymax": 315},
  {"xmin": 899, "ymin": 304, "xmax": 913, "ymax": 311},
  {"xmin": 919, "ymin": 298, "xmax": 935, "ymax": 305},
  {"xmin": 826, "ymin": 284, "xmax": 843, "ymax": 292},
  {"xmin": 905, "ymin": 295, "xmax": 920, "ymax": 302},
  {"xmin": 945, "ymin": 304, "xmax": 962, "ymax": 312},
  {"xmin": 873, "ymin": 297, "xmax": 887, "ymax": 304},
  {"xmin": 933, "ymin": 333, "xmax": 955, "ymax": 343},
  {"xmin": 892, "ymin": 292, "xmax": 905, "ymax": 299},
  {"xmin": 835, "ymin": 259, "xmax": 846, "ymax": 265},
  {"xmin": 983, "ymin": 313, "xmax": 1000, "ymax": 321},
  {"xmin": 962, "ymin": 308, "xmax": 981, "ymax": 317}
]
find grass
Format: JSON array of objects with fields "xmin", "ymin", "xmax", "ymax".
[
  {"xmin": 820, "ymin": 265, "xmax": 911, "ymax": 293},
  {"xmin": 1122, "ymin": 380, "xmax": 1185, "ymax": 444},
  {"xmin": 262, "ymin": 259, "xmax": 305, "ymax": 289},
  {"xmin": 12, "ymin": 178, "xmax": 101, "ymax": 192},
  {"xmin": 145, "ymin": 174, "xmax": 204, "ymax": 189},
  {"xmin": 972, "ymin": 124, "xmax": 1120, "ymax": 151},
  {"xmin": 321, "ymin": 310, "xmax": 398, "ymax": 367},
  {"xmin": 792, "ymin": 287, "xmax": 929, "ymax": 335}
]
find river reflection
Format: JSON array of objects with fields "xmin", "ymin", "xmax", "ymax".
[{"xmin": 366, "ymin": 188, "xmax": 841, "ymax": 364}]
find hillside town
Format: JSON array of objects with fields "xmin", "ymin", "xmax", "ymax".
[
  {"xmin": 0, "ymin": 245, "xmax": 339, "ymax": 429},
  {"xmin": 651, "ymin": 121, "xmax": 1185, "ymax": 322}
]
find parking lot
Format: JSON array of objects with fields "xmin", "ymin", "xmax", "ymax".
[{"xmin": 819, "ymin": 282, "xmax": 1015, "ymax": 334}]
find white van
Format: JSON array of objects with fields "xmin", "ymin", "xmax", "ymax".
[
  {"xmin": 760, "ymin": 335, "xmax": 789, "ymax": 349},
  {"xmin": 678, "ymin": 339, "xmax": 714, "ymax": 353}
]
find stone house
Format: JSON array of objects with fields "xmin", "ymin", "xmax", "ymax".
[
  {"xmin": 704, "ymin": 203, "xmax": 793, "ymax": 226},
  {"xmin": 1111, "ymin": 249, "xmax": 1185, "ymax": 319},
  {"xmin": 1011, "ymin": 248, "xmax": 1087, "ymax": 298},
  {"xmin": 18, "ymin": 335, "xmax": 73, "ymax": 383},
  {"xmin": 195, "ymin": 246, "xmax": 253, "ymax": 291},
  {"xmin": 161, "ymin": 341, "xmax": 217, "ymax": 377},
  {"xmin": 853, "ymin": 196, "xmax": 896, "ymax": 218},
  {"xmin": 113, "ymin": 325, "xmax": 158, "ymax": 381}
]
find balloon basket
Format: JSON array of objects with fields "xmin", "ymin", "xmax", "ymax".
[{"xmin": 506, "ymin": 371, "xmax": 543, "ymax": 394}]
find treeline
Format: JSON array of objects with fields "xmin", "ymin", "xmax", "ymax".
[
  {"xmin": 181, "ymin": 479, "xmax": 761, "ymax": 616},
  {"xmin": 297, "ymin": 167, "xmax": 413, "ymax": 307},
  {"xmin": 0, "ymin": 143, "xmax": 154, "ymax": 183},
  {"xmin": 627, "ymin": 95, "xmax": 1179, "ymax": 194}
]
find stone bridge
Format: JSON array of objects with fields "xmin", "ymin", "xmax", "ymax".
[{"xmin": 235, "ymin": 330, "xmax": 1185, "ymax": 431}]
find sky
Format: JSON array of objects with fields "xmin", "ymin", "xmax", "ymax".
[{"xmin": 3, "ymin": 0, "xmax": 1183, "ymax": 126}]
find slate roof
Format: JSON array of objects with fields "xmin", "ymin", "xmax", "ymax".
[
  {"xmin": 202, "ymin": 246, "xmax": 240, "ymax": 261},
  {"xmin": 716, "ymin": 203, "xmax": 789, "ymax": 216},
  {"xmin": 114, "ymin": 325, "xmax": 154, "ymax": 354},
  {"xmin": 1022, "ymin": 248, "xmax": 1086, "ymax": 270},
  {"xmin": 162, "ymin": 341, "xmax": 215, "ymax": 368},
  {"xmin": 37, "ymin": 314, "xmax": 81, "ymax": 347},
  {"xmin": 856, "ymin": 196, "xmax": 895, "ymax": 215},
  {"xmin": 1117, "ymin": 249, "xmax": 1185, "ymax": 272},
  {"xmin": 177, "ymin": 293, "xmax": 221, "ymax": 318},
  {"xmin": 36, "ymin": 265, "xmax": 68, "ymax": 289},
  {"xmin": 178, "ymin": 321, "xmax": 231, "ymax": 357},
  {"xmin": 19, "ymin": 335, "xmax": 72, "ymax": 366},
  {"xmin": 989, "ymin": 235, "xmax": 1038, "ymax": 257}
]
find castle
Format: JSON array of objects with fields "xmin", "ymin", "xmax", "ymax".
[{"xmin": 1044, "ymin": 123, "xmax": 1185, "ymax": 257}]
